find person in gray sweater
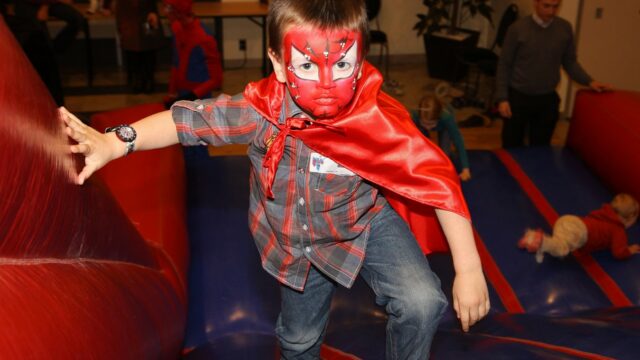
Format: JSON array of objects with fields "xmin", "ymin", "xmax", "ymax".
[{"xmin": 496, "ymin": 0, "xmax": 611, "ymax": 148}]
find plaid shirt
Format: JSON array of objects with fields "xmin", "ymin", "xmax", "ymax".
[{"xmin": 172, "ymin": 93, "xmax": 387, "ymax": 290}]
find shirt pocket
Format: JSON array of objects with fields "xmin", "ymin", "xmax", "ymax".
[{"xmin": 310, "ymin": 173, "xmax": 361, "ymax": 213}]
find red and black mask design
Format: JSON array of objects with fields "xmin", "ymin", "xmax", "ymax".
[{"xmin": 283, "ymin": 27, "xmax": 362, "ymax": 119}]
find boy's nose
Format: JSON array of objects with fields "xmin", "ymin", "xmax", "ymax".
[{"xmin": 319, "ymin": 68, "xmax": 335, "ymax": 88}]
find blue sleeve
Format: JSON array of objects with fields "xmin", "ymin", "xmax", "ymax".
[
  {"xmin": 410, "ymin": 110, "xmax": 430, "ymax": 138},
  {"xmin": 439, "ymin": 108, "xmax": 469, "ymax": 170}
]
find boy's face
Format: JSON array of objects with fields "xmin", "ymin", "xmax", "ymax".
[{"xmin": 271, "ymin": 26, "xmax": 363, "ymax": 119}]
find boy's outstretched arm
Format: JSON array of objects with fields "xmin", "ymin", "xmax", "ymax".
[
  {"xmin": 60, "ymin": 107, "xmax": 179, "ymax": 185},
  {"xmin": 435, "ymin": 208, "xmax": 490, "ymax": 332}
]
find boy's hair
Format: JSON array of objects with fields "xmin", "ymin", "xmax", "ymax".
[
  {"xmin": 418, "ymin": 93, "xmax": 444, "ymax": 129},
  {"xmin": 267, "ymin": 0, "xmax": 370, "ymax": 59},
  {"xmin": 611, "ymin": 193, "xmax": 639, "ymax": 222}
]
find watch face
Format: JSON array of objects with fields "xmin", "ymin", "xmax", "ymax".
[{"xmin": 116, "ymin": 126, "xmax": 137, "ymax": 142}]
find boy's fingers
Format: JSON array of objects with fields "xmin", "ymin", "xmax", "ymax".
[
  {"xmin": 61, "ymin": 107, "xmax": 86, "ymax": 129},
  {"xmin": 468, "ymin": 307, "xmax": 479, "ymax": 327},
  {"xmin": 460, "ymin": 308, "xmax": 470, "ymax": 332},
  {"xmin": 453, "ymin": 297, "xmax": 460, "ymax": 318},
  {"xmin": 65, "ymin": 124, "xmax": 86, "ymax": 142},
  {"xmin": 70, "ymin": 143, "xmax": 90, "ymax": 155},
  {"xmin": 78, "ymin": 166, "xmax": 95, "ymax": 185}
]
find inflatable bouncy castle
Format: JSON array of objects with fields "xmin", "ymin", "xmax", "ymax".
[
  {"xmin": 0, "ymin": 18, "xmax": 188, "ymax": 359},
  {"xmin": 2, "ymin": 13, "xmax": 640, "ymax": 358}
]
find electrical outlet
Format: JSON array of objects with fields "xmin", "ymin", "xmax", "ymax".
[
  {"xmin": 239, "ymin": 39, "xmax": 247, "ymax": 51},
  {"xmin": 595, "ymin": 7, "xmax": 603, "ymax": 19}
]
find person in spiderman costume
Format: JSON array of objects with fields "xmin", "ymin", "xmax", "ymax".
[
  {"xmin": 162, "ymin": 0, "xmax": 222, "ymax": 109},
  {"xmin": 61, "ymin": 1, "xmax": 489, "ymax": 357}
]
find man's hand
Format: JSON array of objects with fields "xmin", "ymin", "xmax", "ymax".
[
  {"xmin": 629, "ymin": 244, "xmax": 640, "ymax": 254},
  {"xmin": 60, "ymin": 107, "xmax": 121, "ymax": 185},
  {"xmin": 452, "ymin": 269, "xmax": 490, "ymax": 332},
  {"xmin": 589, "ymin": 81, "xmax": 613, "ymax": 92},
  {"xmin": 498, "ymin": 101, "xmax": 512, "ymax": 118},
  {"xmin": 36, "ymin": 5, "xmax": 49, "ymax": 21},
  {"xmin": 459, "ymin": 168, "xmax": 471, "ymax": 182}
]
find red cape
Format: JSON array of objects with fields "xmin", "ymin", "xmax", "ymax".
[{"xmin": 243, "ymin": 62, "xmax": 470, "ymax": 253}]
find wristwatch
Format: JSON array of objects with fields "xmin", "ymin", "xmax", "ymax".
[{"xmin": 105, "ymin": 124, "xmax": 137, "ymax": 156}]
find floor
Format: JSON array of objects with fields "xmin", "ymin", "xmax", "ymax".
[{"xmin": 60, "ymin": 55, "xmax": 569, "ymax": 151}]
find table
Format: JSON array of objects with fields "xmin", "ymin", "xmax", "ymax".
[{"xmin": 191, "ymin": 1, "xmax": 270, "ymax": 76}]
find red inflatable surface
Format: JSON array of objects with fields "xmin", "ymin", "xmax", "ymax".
[
  {"xmin": 0, "ymin": 18, "xmax": 186, "ymax": 359},
  {"xmin": 567, "ymin": 90, "xmax": 640, "ymax": 202}
]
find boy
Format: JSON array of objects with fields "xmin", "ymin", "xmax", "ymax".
[
  {"xmin": 519, "ymin": 193, "xmax": 640, "ymax": 263},
  {"xmin": 62, "ymin": 0, "xmax": 489, "ymax": 358},
  {"xmin": 162, "ymin": 0, "xmax": 223, "ymax": 108}
]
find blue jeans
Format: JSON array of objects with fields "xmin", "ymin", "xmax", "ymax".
[{"xmin": 276, "ymin": 204, "xmax": 448, "ymax": 359}]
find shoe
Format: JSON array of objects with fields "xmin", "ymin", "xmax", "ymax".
[{"xmin": 518, "ymin": 229, "xmax": 543, "ymax": 253}]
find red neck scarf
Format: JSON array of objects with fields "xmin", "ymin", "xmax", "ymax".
[{"xmin": 244, "ymin": 62, "xmax": 470, "ymax": 253}]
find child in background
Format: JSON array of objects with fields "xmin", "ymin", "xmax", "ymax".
[
  {"xmin": 412, "ymin": 83, "xmax": 471, "ymax": 181},
  {"xmin": 114, "ymin": 0, "xmax": 165, "ymax": 94},
  {"xmin": 61, "ymin": 1, "xmax": 489, "ymax": 357},
  {"xmin": 162, "ymin": 0, "xmax": 223, "ymax": 108},
  {"xmin": 519, "ymin": 193, "xmax": 640, "ymax": 263}
]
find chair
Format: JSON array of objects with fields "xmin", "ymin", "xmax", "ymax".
[
  {"xmin": 457, "ymin": 4, "xmax": 519, "ymax": 109},
  {"xmin": 365, "ymin": 0, "xmax": 389, "ymax": 79}
]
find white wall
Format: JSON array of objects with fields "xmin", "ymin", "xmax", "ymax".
[
  {"xmin": 211, "ymin": 0, "xmax": 640, "ymax": 104},
  {"xmin": 221, "ymin": 0, "xmax": 427, "ymax": 60},
  {"xmin": 577, "ymin": 0, "xmax": 640, "ymax": 92}
]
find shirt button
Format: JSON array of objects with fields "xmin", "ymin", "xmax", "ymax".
[
  {"xmin": 298, "ymin": 197, "xmax": 305, "ymax": 206},
  {"xmin": 304, "ymin": 246, "xmax": 311, "ymax": 253},
  {"xmin": 302, "ymin": 224, "xmax": 308, "ymax": 231}
]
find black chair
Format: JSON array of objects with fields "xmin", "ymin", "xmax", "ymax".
[
  {"xmin": 456, "ymin": 4, "xmax": 519, "ymax": 109},
  {"xmin": 365, "ymin": 0, "xmax": 389, "ymax": 79}
]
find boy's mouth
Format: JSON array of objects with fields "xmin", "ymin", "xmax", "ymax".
[{"xmin": 314, "ymin": 96, "xmax": 337, "ymax": 105}]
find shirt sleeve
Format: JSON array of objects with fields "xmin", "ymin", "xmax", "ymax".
[
  {"xmin": 496, "ymin": 24, "xmax": 519, "ymax": 102},
  {"xmin": 439, "ymin": 107, "xmax": 469, "ymax": 170},
  {"xmin": 171, "ymin": 93, "xmax": 260, "ymax": 146},
  {"xmin": 610, "ymin": 229, "xmax": 632, "ymax": 260},
  {"xmin": 561, "ymin": 24, "xmax": 593, "ymax": 86}
]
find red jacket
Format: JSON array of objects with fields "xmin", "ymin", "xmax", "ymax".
[{"xmin": 580, "ymin": 204, "xmax": 632, "ymax": 259}]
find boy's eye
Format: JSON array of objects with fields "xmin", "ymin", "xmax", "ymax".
[
  {"xmin": 290, "ymin": 47, "xmax": 320, "ymax": 80},
  {"xmin": 335, "ymin": 62, "xmax": 350, "ymax": 70}
]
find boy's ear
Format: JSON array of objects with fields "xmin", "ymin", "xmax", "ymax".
[{"xmin": 268, "ymin": 49, "xmax": 287, "ymax": 83}]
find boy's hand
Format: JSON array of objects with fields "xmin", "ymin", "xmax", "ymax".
[
  {"xmin": 459, "ymin": 168, "xmax": 471, "ymax": 182},
  {"xmin": 60, "ymin": 107, "xmax": 121, "ymax": 185},
  {"xmin": 452, "ymin": 269, "xmax": 490, "ymax": 332},
  {"xmin": 629, "ymin": 244, "xmax": 640, "ymax": 254}
]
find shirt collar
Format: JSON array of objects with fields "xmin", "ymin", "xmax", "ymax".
[{"xmin": 532, "ymin": 13, "xmax": 554, "ymax": 28}]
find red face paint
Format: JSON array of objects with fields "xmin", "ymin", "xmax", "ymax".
[{"xmin": 283, "ymin": 27, "xmax": 362, "ymax": 119}]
